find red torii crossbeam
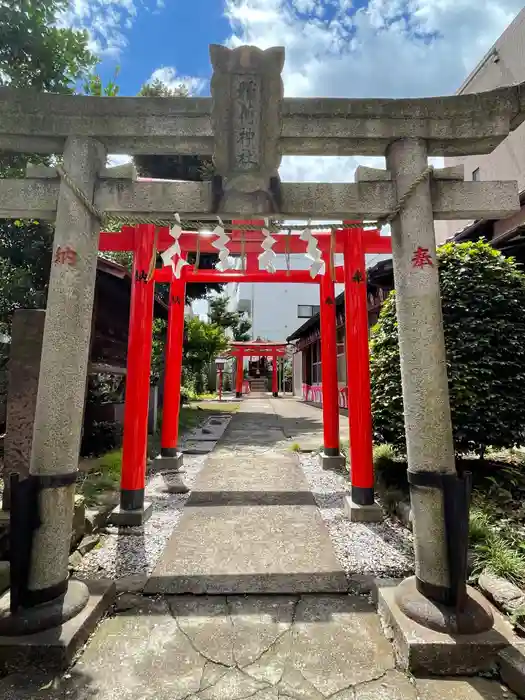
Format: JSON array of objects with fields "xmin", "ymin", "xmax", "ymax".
[{"xmin": 98, "ymin": 221, "xmax": 392, "ymax": 522}]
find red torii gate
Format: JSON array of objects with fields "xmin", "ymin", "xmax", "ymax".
[
  {"xmin": 98, "ymin": 221, "xmax": 392, "ymax": 523},
  {"xmin": 227, "ymin": 341, "xmax": 289, "ymax": 398}
]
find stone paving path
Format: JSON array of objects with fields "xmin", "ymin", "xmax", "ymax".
[
  {"xmin": 146, "ymin": 399, "xmax": 347, "ymax": 594},
  {"xmin": 0, "ymin": 397, "xmax": 514, "ymax": 699},
  {"xmin": 0, "ymin": 593, "xmax": 514, "ymax": 699}
]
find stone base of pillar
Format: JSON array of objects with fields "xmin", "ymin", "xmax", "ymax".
[
  {"xmin": 319, "ymin": 452, "xmax": 346, "ymax": 473},
  {"xmin": 0, "ymin": 578, "xmax": 115, "ymax": 672},
  {"xmin": 152, "ymin": 452, "xmax": 184, "ymax": 473},
  {"xmin": 161, "ymin": 470, "xmax": 189, "ymax": 494},
  {"xmin": 376, "ymin": 577, "xmax": 516, "ymax": 675},
  {"xmin": 343, "ymin": 495, "xmax": 382, "ymax": 522},
  {"xmin": 109, "ymin": 502, "xmax": 153, "ymax": 527}
]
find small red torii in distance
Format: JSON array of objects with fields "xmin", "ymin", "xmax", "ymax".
[{"xmin": 227, "ymin": 341, "xmax": 289, "ymax": 398}]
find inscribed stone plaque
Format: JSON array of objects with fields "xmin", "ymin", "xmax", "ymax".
[
  {"xmin": 210, "ymin": 44, "xmax": 284, "ymax": 195},
  {"xmin": 2, "ymin": 309, "xmax": 45, "ymax": 508}
]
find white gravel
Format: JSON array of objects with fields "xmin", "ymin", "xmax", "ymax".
[
  {"xmin": 299, "ymin": 452, "xmax": 414, "ymax": 579},
  {"xmin": 76, "ymin": 451, "xmax": 207, "ymax": 580}
]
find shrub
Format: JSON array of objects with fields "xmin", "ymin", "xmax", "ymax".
[
  {"xmin": 80, "ymin": 420, "xmax": 123, "ymax": 457},
  {"xmin": 370, "ymin": 241, "xmax": 525, "ymax": 456}
]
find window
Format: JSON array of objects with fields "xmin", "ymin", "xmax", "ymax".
[
  {"xmin": 298, "ymin": 304, "xmax": 320, "ymax": 318},
  {"xmin": 312, "ymin": 339, "xmax": 322, "ymax": 384},
  {"xmin": 472, "ymin": 168, "xmax": 480, "ymax": 182}
]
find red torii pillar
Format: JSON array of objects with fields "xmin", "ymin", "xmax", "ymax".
[
  {"xmin": 157, "ymin": 278, "xmax": 186, "ymax": 475},
  {"xmin": 235, "ymin": 351, "xmax": 244, "ymax": 398},
  {"xmin": 272, "ymin": 352, "xmax": 279, "ymax": 397},
  {"xmin": 343, "ymin": 225, "xmax": 381, "ymax": 521},
  {"xmin": 112, "ymin": 224, "xmax": 155, "ymax": 525},
  {"xmin": 319, "ymin": 254, "xmax": 345, "ymax": 469}
]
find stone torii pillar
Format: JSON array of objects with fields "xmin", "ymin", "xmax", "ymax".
[
  {"xmin": 0, "ymin": 137, "xmax": 113, "ymax": 636},
  {"xmin": 356, "ymin": 161, "xmax": 504, "ymax": 635}
]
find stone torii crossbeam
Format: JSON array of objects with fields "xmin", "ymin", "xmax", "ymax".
[{"xmin": 0, "ymin": 43, "xmax": 523, "ymax": 667}]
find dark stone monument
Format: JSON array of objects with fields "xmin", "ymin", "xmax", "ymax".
[{"xmin": 2, "ymin": 310, "xmax": 45, "ymax": 510}]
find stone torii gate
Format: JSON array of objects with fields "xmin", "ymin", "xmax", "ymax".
[{"xmin": 0, "ymin": 43, "xmax": 523, "ymax": 663}]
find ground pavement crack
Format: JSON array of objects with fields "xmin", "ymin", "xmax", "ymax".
[
  {"xmin": 228, "ymin": 595, "xmax": 300, "ymax": 677},
  {"xmin": 173, "ymin": 610, "xmax": 275, "ymax": 697},
  {"xmin": 173, "ymin": 614, "xmax": 234, "ymax": 671},
  {"xmin": 341, "ymin": 669, "xmax": 392, "ymax": 697}
]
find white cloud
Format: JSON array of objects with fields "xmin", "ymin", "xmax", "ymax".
[
  {"xmin": 148, "ymin": 67, "xmax": 207, "ymax": 95},
  {"xmin": 225, "ymin": 0, "xmax": 523, "ymax": 183},
  {"xmin": 107, "ymin": 154, "xmax": 133, "ymax": 167},
  {"xmin": 58, "ymin": 0, "xmax": 142, "ymax": 58}
]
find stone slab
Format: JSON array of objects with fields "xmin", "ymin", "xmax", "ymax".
[
  {"xmin": 415, "ymin": 677, "xmax": 519, "ymax": 700},
  {"xmin": 344, "ymin": 496, "xmax": 383, "ymax": 522},
  {"xmin": 0, "ymin": 578, "xmax": 115, "ymax": 673},
  {"xmin": 145, "ymin": 504, "xmax": 347, "ymax": 594},
  {"xmin": 0, "ymin": 593, "xmax": 516, "ymax": 700},
  {"xmin": 108, "ymin": 501, "xmax": 153, "ymax": 527},
  {"xmin": 182, "ymin": 440, "xmax": 218, "ymax": 455},
  {"xmin": 499, "ymin": 645, "xmax": 525, "ymax": 699},
  {"xmin": 0, "ymin": 594, "xmax": 422, "ymax": 700},
  {"xmin": 146, "ymin": 450, "xmax": 347, "ymax": 595},
  {"xmin": 377, "ymin": 581, "xmax": 519, "ymax": 675}
]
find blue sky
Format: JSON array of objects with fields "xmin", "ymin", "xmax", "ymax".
[
  {"xmin": 60, "ymin": 0, "xmax": 523, "ymax": 317},
  {"xmin": 61, "ymin": 0, "xmax": 524, "ymax": 185},
  {"xmin": 64, "ymin": 0, "xmax": 523, "ymax": 109},
  {"xmin": 94, "ymin": 0, "xmax": 231, "ymax": 97}
]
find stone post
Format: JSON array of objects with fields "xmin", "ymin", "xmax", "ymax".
[
  {"xmin": 2, "ymin": 310, "xmax": 45, "ymax": 511},
  {"xmin": 25, "ymin": 137, "xmax": 105, "ymax": 621},
  {"xmin": 385, "ymin": 138, "xmax": 482, "ymax": 629}
]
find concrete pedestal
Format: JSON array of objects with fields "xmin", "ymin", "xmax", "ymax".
[
  {"xmin": 152, "ymin": 453, "xmax": 183, "ymax": 473},
  {"xmin": 109, "ymin": 502, "xmax": 152, "ymax": 527},
  {"xmin": 343, "ymin": 495, "xmax": 382, "ymax": 522},
  {"xmin": 377, "ymin": 577, "xmax": 518, "ymax": 675},
  {"xmin": 319, "ymin": 452, "xmax": 346, "ymax": 473},
  {"xmin": 0, "ymin": 578, "xmax": 115, "ymax": 672}
]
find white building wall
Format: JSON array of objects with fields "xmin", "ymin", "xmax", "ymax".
[
  {"xmin": 434, "ymin": 8, "xmax": 525, "ymax": 244},
  {"xmin": 226, "ymin": 251, "xmax": 392, "ymax": 342},
  {"xmin": 226, "ymin": 253, "xmax": 344, "ymax": 341},
  {"xmin": 292, "ymin": 351, "xmax": 302, "ymax": 397}
]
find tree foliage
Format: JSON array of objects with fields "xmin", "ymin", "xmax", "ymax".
[
  {"xmin": 183, "ymin": 317, "xmax": 229, "ymax": 393},
  {"xmin": 0, "ymin": 0, "xmax": 99, "ymax": 333},
  {"xmin": 134, "ymin": 79, "xmax": 219, "ymax": 303},
  {"xmin": 208, "ymin": 294, "xmax": 252, "ymax": 341},
  {"xmin": 0, "ymin": 0, "xmax": 95, "ymax": 91},
  {"xmin": 370, "ymin": 241, "xmax": 525, "ymax": 456}
]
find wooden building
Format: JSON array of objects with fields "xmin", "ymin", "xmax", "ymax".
[{"xmin": 286, "ymin": 259, "xmax": 394, "ymax": 405}]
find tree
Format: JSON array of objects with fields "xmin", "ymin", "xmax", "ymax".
[
  {"xmin": 134, "ymin": 78, "xmax": 219, "ymax": 303},
  {"xmin": 183, "ymin": 317, "xmax": 229, "ymax": 393},
  {"xmin": 0, "ymin": 0, "xmax": 95, "ymax": 91},
  {"xmin": 208, "ymin": 294, "xmax": 252, "ymax": 341},
  {"xmin": 370, "ymin": 240, "xmax": 525, "ymax": 457},
  {"xmin": 0, "ymin": 1, "xmax": 98, "ymax": 334}
]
